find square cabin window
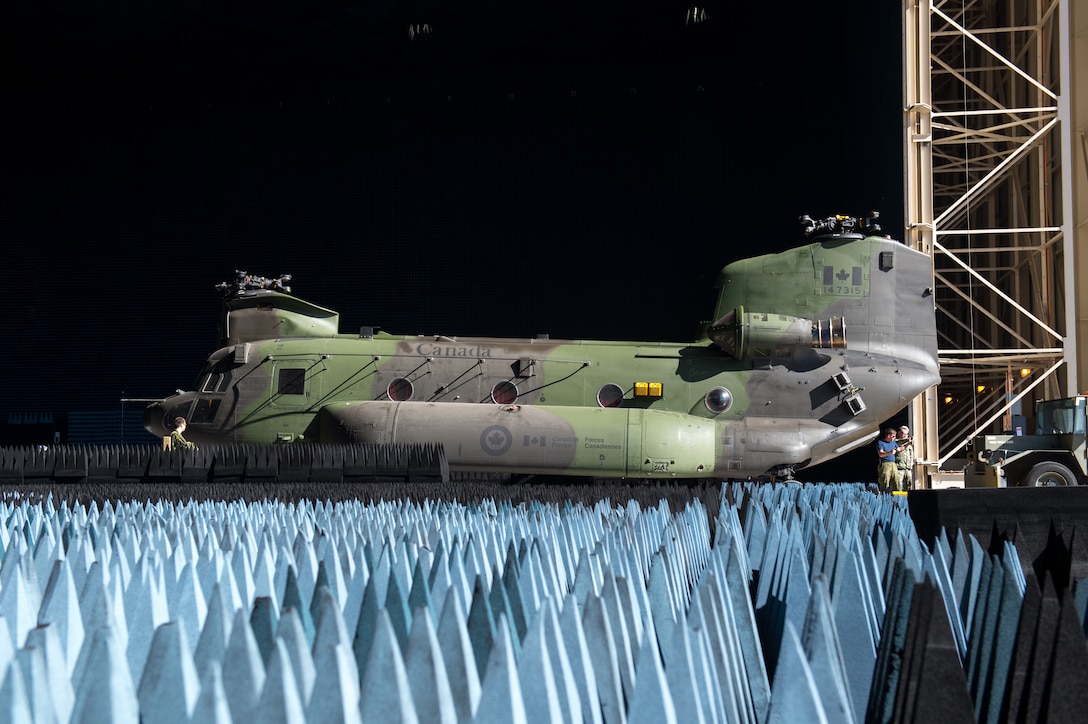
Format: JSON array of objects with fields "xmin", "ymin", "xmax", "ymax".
[{"xmin": 278, "ymin": 368, "xmax": 306, "ymax": 395}]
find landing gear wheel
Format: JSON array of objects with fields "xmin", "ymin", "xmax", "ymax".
[{"xmin": 1025, "ymin": 461, "xmax": 1078, "ymax": 487}]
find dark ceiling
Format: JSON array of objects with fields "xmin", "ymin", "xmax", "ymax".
[{"xmin": 6, "ymin": 0, "xmax": 736, "ymax": 92}]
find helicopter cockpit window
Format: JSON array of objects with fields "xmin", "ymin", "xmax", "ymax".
[
  {"xmin": 190, "ymin": 399, "xmax": 222, "ymax": 425},
  {"xmin": 278, "ymin": 368, "xmax": 306, "ymax": 396},
  {"xmin": 201, "ymin": 363, "xmax": 234, "ymax": 393},
  {"xmin": 164, "ymin": 401, "xmax": 194, "ymax": 428}
]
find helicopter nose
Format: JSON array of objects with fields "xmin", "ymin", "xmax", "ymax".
[
  {"xmin": 143, "ymin": 393, "xmax": 198, "ymax": 437},
  {"xmin": 143, "ymin": 402, "xmax": 169, "ymax": 437}
]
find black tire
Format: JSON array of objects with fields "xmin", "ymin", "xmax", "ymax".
[{"xmin": 1025, "ymin": 461, "xmax": 1079, "ymax": 487}]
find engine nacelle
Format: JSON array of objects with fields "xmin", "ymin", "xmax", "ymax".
[{"xmin": 707, "ymin": 306, "xmax": 845, "ymax": 360}]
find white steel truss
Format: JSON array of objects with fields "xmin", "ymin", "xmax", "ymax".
[{"xmin": 903, "ymin": 0, "xmax": 1084, "ymax": 482}]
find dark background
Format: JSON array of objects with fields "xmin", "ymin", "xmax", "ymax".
[{"xmin": 1, "ymin": 1, "xmax": 905, "ymax": 476}]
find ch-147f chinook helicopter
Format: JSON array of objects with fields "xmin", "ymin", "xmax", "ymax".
[{"xmin": 144, "ymin": 214, "xmax": 940, "ymax": 480}]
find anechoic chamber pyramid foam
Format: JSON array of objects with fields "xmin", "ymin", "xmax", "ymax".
[{"xmin": 0, "ymin": 483, "xmax": 1086, "ymax": 723}]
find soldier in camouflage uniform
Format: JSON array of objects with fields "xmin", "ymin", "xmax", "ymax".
[
  {"xmin": 895, "ymin": 425, "xmax": 915, "ymax": 491},
  {"xmin": 170, "ymin": 417, "xmax": 196, "ymax": 450}
]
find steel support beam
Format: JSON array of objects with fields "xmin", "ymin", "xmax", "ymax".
[{"xmin": 903, "ymin": 0, "xmax": 1081, "ymax": 484}]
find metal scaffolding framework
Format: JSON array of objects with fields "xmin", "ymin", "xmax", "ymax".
[{"xmin": 903, "ymin": 0, "xmax": 1086, "ymax": 483}]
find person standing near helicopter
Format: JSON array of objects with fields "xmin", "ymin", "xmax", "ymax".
[
  {"xmin": 895, "ymin": 425, "xmax": 915, "ymax": 491},
  {"xmin": 877, "ymin": 428, "xmax": 901, "ymax": 491}
]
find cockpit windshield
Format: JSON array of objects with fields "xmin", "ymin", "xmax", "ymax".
[
  {"xmin": 1034, "ymin": 397, "xmax": 1086, "ymax": 435},
  {"xmin": 200, "ymin": 357, "xmax": 235, "ymax": 394}
]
